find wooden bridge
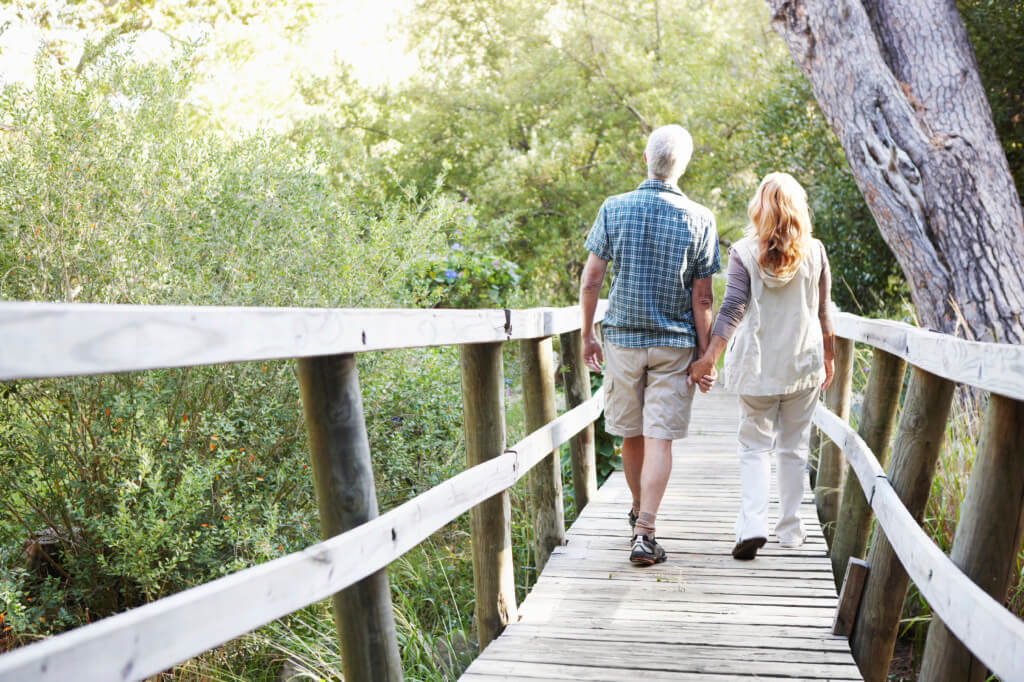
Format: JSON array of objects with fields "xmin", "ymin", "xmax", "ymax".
[
  {"xmin": 462, "ymin": 389, "xmax": 860, "ymax": 681},
  {"xmin": 0, "ymin": 301, "xmax": 1022, "ymax": 681}
]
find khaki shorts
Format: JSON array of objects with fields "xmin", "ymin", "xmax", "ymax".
[{"xmin": 603, "ymin": 342, "xmax": 696, "ymax": 441}]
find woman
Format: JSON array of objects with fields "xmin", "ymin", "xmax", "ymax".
[{"xmin": 688, "ymin": 172, "xmax": 835, "ymax": 560}]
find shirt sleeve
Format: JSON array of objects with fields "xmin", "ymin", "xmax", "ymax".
[
  {"xmin": 584, "ymin": 201, "xmax": 612, "ymax": 261},
  {"xmin": 692, "ymin": 213, "xmax": 721, "ymax": 280},
  {"xmin": 819, "ymin": 241, "xmax": 835, "ymax": 336},
  {"xmin": 711, "ymin": 252, "xmax": 750, "ymax": 341}
]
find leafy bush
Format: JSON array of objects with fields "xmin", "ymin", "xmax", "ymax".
[
  {"xmin": 406, "ymin": 240, "xmax": 521, "ymax": 309},
  {"xmin": 0, "ymin": 49, "xmax": 472, "ymax": 654}
]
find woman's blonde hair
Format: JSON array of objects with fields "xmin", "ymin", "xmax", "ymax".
[{"xmin": 747, "ymin": 172, "xmax": 812, "ymax": 277}]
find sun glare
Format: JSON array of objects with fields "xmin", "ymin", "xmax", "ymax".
[
  {"xmin": 320, "ymin": 0, "xmax": 418, "ymax": 87},
  {"xmin": 0, "ymin": 1, "xmax": 418, "ymax": 133}
]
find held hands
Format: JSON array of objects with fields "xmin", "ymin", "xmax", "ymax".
[
  {"xmin": 687, "ymin": 355, "xmax": 717, "ymax": 394},
  {"xmin": 582, "ymin": 332, "xmax": 604, "ymax": 373}
]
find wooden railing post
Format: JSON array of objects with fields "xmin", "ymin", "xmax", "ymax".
[
  {"xmin": 917, "ymin": 394, "xmax": 1024, "ymax": 681},
  {"xmin": 558, "ymin": 329, "xmax": 597, "ymax": 512},
  {"xmin": 831, "ymin": 348, "xmax": 907, "ymax": 588},
  {"xmin": 459, "ymin": 343, "xmax": 518, "ymax": 651},
  {"xmin": 817, "ymin": 336, "xmax": 854, "ymax": 548},
  {"xmin": 297, "ymin": 354, "xmax": 402, "ymax": 682},
  {"xmin": 520, "ymin": 336, "xmax": 566, "ymax": 573},
  {"xmin": 849, "ymin": 367, "xmax": 954, "ymax": 682}
]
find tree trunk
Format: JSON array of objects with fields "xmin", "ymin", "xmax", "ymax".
[{"xmin": 766, "ymin": 0, "xmax": 1024, "ymax": 344}]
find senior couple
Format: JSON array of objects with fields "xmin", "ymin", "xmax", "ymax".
[{"xmin": 579, "ymin": 124, "xmax": 836, "ymax": 565}]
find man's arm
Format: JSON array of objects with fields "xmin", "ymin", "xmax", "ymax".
[
  {"xmin": 580, "ymin": 253, "xmax": 609, "ymax": 373},
  {"xmin": 690, "ymin": 257, "xmax": 746, "ymax": 390},
  {"xmin": 692, "ymin": 276, "xmax": 714, "ymax": 359}
]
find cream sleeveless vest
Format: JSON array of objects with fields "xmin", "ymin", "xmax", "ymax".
[{"xmin": 721, "ymin": 235, "xmax": 826, "ymax": 396}]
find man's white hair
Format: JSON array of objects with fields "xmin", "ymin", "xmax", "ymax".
[{"xmin": 645, "ymin": 125, "xmax": 693, "ymax": 181}]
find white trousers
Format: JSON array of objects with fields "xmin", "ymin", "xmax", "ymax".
[{"xmin": 735, "ymin": 386, "xmax": 820, "ymax": 544}]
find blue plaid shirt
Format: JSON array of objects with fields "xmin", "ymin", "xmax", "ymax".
[{"xmin": 585, "ymin": 179, "xmax": 720, "ymax": 348}]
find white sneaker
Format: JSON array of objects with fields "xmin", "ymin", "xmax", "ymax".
[{"xmin": 778, "ymin": 533, "xmax": 807, "ymax": 549}]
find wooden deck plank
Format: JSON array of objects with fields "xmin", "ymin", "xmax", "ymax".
[
  {"xmin": 477, "ymin": 640, "xmax": 861, "ymax": 678},
  {"xmin": 462, "ymin": 658, "xmax": 836, "ymax": 682},
  {"xmin": 462, "ymin": 390, "xmax": 861, "ymax": 680},
  {"xmin": 500, "ymin": 624, "xmax": 853, "ymax": 651}
]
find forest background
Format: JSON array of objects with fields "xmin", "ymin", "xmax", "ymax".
[{"xmin": 0, "ymin": 0, "xmax": 1021, "ymax": 679}]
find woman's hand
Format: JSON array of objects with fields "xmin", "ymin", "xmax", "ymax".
[
  {"xmin": 822, "ymin": 355, "xmax": 835, "ymax": 391},
  {"xmin": 688, "ymin": 355, "xmax": 717, "ymax": 393},
  {"xmin": 821, "ymin": 334, "xmax": 836, "ymax": 391}
]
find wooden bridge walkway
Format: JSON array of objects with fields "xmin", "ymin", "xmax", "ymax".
[
  {"xmin": 462, "ymin": 390, "xmax": 862, "ymax": 681},
  {"xmin": 3, "ymin": 302, "xmax": 1022, "ymax": 681}
]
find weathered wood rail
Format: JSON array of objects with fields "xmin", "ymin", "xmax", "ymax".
[
  {"xmin": 0, "ymin": 300, "xmax": 607, "ymax": 681},
  {"xmin": 813, "ymin": 312, "xmax": 1024, "ymax": 681}
]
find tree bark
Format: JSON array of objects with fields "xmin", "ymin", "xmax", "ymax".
[{"xmin": 766, "ymin": 0, "xmax": 1024, "ymax": 344}]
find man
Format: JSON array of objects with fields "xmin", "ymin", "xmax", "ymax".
[{"xmin": 579, "ymin": 124, "xmax": 719, "ymax": 566}]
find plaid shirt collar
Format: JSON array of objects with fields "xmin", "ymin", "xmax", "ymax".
[{"xmin": 637, "ymin": 178, "xmax": 686, "ymax": 197}]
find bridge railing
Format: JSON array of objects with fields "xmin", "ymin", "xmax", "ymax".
[
  {"xmin": 0, "ymin": 300, "xmax": 608, "ymax": 682},
  {"xmin": 814, "ymin": 311, "xmax": 1024, "ymax": 680}
]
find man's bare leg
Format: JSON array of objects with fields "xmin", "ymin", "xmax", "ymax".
[
  {"xmin": 634, "ymin": 437, "xmax": 673, "ymax": 537},
  {"xmin": 621, "ymin": 435, "xmax": 645, "ymax": 518}
]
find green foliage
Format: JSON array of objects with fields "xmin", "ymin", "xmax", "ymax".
[
  {"xmin": 295, "ymin": 0, "xmax": 908, "ymax": 314},
  {"xmin": 3, "ymin": 0, "xmax": 315, "ymax": 73},
  {"xmin": 0, "ymin": 51, "xmax": 468, "ymax": 652},
  {"xmin": 958, "ymin": 0, "xmax": 1024, "ymax": 198},
  {"xmin": 406, "ymin": 239, "xmax": 521, "ymax": 309},
  {"xmin": 361, "ymin": 348, "xmax": 466, "ymax": 509},
  {"xmin": 378, "ymin": 0, "xmax": 782, "ymax": 303}
]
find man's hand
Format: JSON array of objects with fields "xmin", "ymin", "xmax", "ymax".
[
  {"xmin": 697, "ymin": 366, "xmax": 717, "ymax": 393},
  {"xmin": 688, "ymin": 355, "xmax": 717, "ymax": 393},
  {"xmin": 583, "ymin": 332, "xmax": 604, "ymax": 373},
  {"xmin": 579, "ymin": 253, "xmax": 608, "ymax": 374}
]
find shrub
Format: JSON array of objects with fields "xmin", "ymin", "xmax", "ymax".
[
  {"xmin": 407, "ymin": 241, "xmax": 521, "ymax": 309},
  {"xmin": 0, "ymin": 49, "xmax": 471, "ymax": 652}
]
